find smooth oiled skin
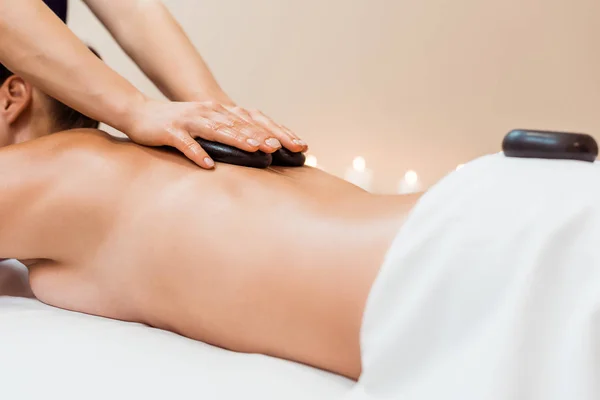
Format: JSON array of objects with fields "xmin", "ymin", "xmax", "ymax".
[{"xmin": 0, "ymin": 130, "xmax": 420, "ymax": 379}]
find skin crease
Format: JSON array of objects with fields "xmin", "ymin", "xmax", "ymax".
[{"xmin": 0, "ymin": 76, "xmax": 422, "ymax": 380}]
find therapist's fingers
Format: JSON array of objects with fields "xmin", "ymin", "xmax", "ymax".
[
  {"xmin": 245, "ymin": 109, "xmax": 307, "ymax": 153},
  {"xmin": 201, "ymin": 103, "xmax": 283, "ymax": 153},
  {"xmin": 218, "ymin": 107, "xmax": 284, "ymax": 154},
  {"xmin": 167, "ymin": 127, "xmax": 214, "ymax": 169},
  {"xmin": 220, "ymin": 106, "xmax": 272, "ymax": 151},
  {"xmin": 225, "ymin": 106, "xmax": 291, "ymax": 151},
  {"xmin": 187, "ymin": 115, "xmax": 268, "ymax": 153},
  {"xmin": 182, "ymin": 101, "xmax": 283, "ymax": 153}
]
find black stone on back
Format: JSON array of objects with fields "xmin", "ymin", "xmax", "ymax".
[
  {"xmin": 195, "ymin": 138, "xmax": 272, "ymax": 168},
  {"xmin": 270, "ymin": 148, "xmax": 306, "ymax": 167}
]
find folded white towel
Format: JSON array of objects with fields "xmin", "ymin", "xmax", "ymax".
[{"xmin": 349, "ymin": 154, "xmax": 600, "ymax": 400}]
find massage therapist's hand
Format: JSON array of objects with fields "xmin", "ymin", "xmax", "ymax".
[{"xmin": 126, "ymin": 99, "xmax": 308, "ymax": 169}]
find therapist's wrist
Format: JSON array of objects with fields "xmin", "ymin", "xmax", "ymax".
[
  {"xmin": 180, "ymin": 89, "xmax": 236, "ymax": 107},
  {"xmin": 110, "ymin": 90, "xmax": 151, "ymax": 134}
]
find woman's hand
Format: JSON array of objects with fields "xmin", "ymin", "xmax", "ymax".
[{"xmin": 126, "ymin": 99, "xmax": 308, "ymax": 169}]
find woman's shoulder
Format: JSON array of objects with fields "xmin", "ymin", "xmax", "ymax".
[
  {"xmin": 39, "ymin": 129, "xmax": 130, "ymax": 149},
  {"xmin": 0, "ymin": 129, "xmax": 131, "ymax": 168}
]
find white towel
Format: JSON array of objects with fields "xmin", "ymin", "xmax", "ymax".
[
  {"xmin": 0, "ymin": 259, "xmax": 33, "ymax": 298},
  {"xmin": 348, "ymin": 153, "xmax": 600, "ymax": 400}
]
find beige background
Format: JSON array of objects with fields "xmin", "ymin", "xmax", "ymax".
[{"xmin": 68, "ymin": 0, "xmax": 600, "ymax": 193}]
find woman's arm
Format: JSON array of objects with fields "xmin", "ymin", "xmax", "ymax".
[{"xmin": 83, "ymin": 0, "xmax": 232, "ymax": 104}]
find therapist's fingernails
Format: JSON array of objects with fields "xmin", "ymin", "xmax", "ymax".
[
  {"xmin": 246, "ymin": 138, "xmax": 260, "ymax": 147},
  {"xmin": 265, "ymin": 138, "xmax": 282, "ymax": 149},
  {"xmin": 293, "ymin": 139, "xmax": 306, "ymax": 146},
  {"xmin": 204, "ymin": 157, "xmax": 215, "ymax": 168}
]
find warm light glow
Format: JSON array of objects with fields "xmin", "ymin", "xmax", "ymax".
[
  {"xmin": 352, "ymin": 156, "xmax": 366, "ymax": 172},
  {"xmin": 305, "ymin": 155, "xmax": 318, "ymax": 167},
  {"xmin": 404, "ymin": 170, "xmax": 418, "ymax": 185},
  {"xmin": 456, "ymin": 164, "xmax": 465, "ymax": 170}
]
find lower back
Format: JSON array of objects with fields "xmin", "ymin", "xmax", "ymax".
[
  {"xmin": 127, "ymin": 164, "xmax": 411, "ymax": 379},
  {"xmin": 119, "ymin": 154, "xmax": 407, "ymax": 378}
]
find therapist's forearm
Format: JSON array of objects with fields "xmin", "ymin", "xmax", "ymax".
[
  {"xmin": 0, "ymin": 0, "xmax": 145, "ymax": 132},
  {"xmin": 84, "ymin": 0, "xmax": 234, "ymax": 105}
]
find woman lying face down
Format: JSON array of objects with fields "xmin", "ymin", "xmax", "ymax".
[{"xmin": 0, "ymin": 73, "xmax": 421, "ymax": 380}]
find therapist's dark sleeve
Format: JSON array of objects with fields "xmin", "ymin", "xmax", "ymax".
[{"xmin": 43, "ymin": 0, "xmax": 68, "ymax": 23}]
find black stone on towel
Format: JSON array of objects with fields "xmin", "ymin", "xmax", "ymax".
[{"xmin": 502, "ymin": 129, "xmax": 598, "ymax": 163}]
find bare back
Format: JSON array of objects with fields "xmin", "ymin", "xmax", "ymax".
[{"xmin": 0, "ymin": 130, "xmax": 418, "ymax": 378}]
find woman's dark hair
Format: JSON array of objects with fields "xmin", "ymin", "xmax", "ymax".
[{"xmin": 0, "ymin": 47, "xmax": 100, "ymax": 132}]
